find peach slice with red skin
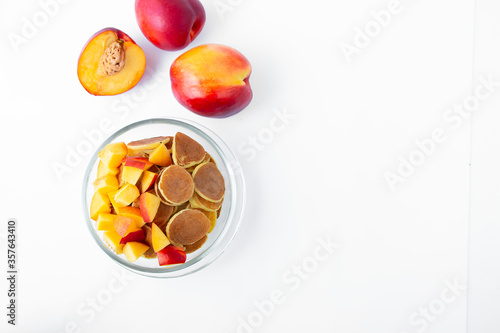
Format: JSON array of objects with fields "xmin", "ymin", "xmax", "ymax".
[
  {"xmin": 77, "ymin": 28, "xmax": 146, "ymax": 96},
  {"xmin": 170, "ymin": 44, "xmax": 253, "ymax": 118},
  {"xmin": 139, "ymin": 170, "xmax": 158, "ymax": 193},
  {"xmin": 139, "ymin": 192, "xmax": 161, "ymax": 223},
  {"xmin": 157, "ymin": 245, "xmax": 186, "ymax": 266},
  {"xmin": 119, "ymin": 229, "xmax": 146, "ymax": 244},
  {"xmin": 113, "ymin": 216, "xmax": 140, "ymax": 237}
]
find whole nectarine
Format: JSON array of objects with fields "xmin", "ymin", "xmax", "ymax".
[
  {"xmin": 77, "ymin": 28, "xmax": 146, "ymax": 96},
  {"xmin": 135, "ymin": 0, "xmax": 205, "ymax": 51},
  {"xmin": 170, "ymin": 44, "xmax": 253, "ymax": 118}
]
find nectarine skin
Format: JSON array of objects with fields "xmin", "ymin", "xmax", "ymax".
[
  {"xmin": 170, "ymin": 44, "xmax": 253, "ymax": 118},
  {"xmin": 135, "ymin": 0, "xmax": 205, "ymax": 51}
]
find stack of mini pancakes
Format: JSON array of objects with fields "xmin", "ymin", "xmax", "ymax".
[{"xmin": 130, "ymin": 132, "xmax": 225, "ymax": 258}]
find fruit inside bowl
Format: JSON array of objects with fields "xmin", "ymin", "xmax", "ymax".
[{"xmin": 82, "ymin": 118, "xmax": 245, "ymax": 278}]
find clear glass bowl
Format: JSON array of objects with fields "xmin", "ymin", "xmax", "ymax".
[{"xmin": 82, "ymin": 118, "xmax": 245, "ymax": 278}]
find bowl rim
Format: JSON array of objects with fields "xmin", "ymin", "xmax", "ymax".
[{"xmin": 82, "ymin": 117, "xmax": 245, "ymax": 278}]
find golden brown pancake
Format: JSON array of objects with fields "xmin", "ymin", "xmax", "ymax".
[
  {"xmin": 172, "ymin": 132, "xmax": 206, "ymax": 168},
  {"xmin": 127, "ymin": 136, "xmax": 170, "ymax": 150},
  {"xmin": 189, "ymin": 191, "xmax": 223, "ymax": 212},
  {"xmin": 152, "ymin": 201, "xmax": 174, "ymax": 228},
  {"xmin": 192, "ymin": 162, "xmax": 225, "ymax": 202},
  {"xmin": 193, "ymin": 208, "xmax": 217, "ymax": 233},
  {"xmin": 184, "ymin": 235, "xmax": 208, "ymax": 254},
  {"xmin": 166, "ymin": 209, "xmax": 210, "ymax": 245},
  {"xmin": 156, "ymin": 165, "xmax": 194, "ymax": 205},
  {"xmin": 165, "ymin": 136, "xmax": 174, "ymax": 151}
]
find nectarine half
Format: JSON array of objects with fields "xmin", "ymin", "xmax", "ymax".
[{"xmin": 77, "ymin": 28, "xmax": 146, "ymax": 96}]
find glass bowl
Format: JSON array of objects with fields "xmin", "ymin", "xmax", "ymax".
[{"xmin": 82, "ymin": 118, "xmax": 245, "ymax": 278}]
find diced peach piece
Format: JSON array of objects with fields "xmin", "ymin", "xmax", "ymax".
[
  {"xmin": 157, "ymin": 245, "xmax": 186, "ymax": 265},
  {"xmin": 117, "ymin": 206, "xmax": 145, "ymax": 228},
  {"xmin": 148, "ymin": 144, "xmax": 172, "ymax": 167},
  {"xmin": 113, "ymin": 215, "xmax": 140, "ymax": 237},
  {"xmin": 139, "ymin": 192, "xmax": 161, "ymax": 223},
  {"xmin": 93, "ymin": 174, "xmax": 119, "ymax": 194},
  {"xmin": 120, "ymin": 229, "xmax": 146, "ymax": 244},
  {"xmin": 103, "ymin": 229, "xmax": 124, "ymax": 254},
  {"xmin": 97, "ymin": 161, "xmax": 119, "ymax": 178},
  {"xmin": 121, "ymin": 166, "xmax": 144, "ymax": 185},
  {"xmin": 108, "ymin": 190, "xmax": 125, "ymax": 213},
  {"xmin": 114, "ymin": 183, "xmax": 140, "ymax": 206},
  {"xmin": 151, "ymin": 222, "xmax": 170, "ymax": 252},
  {"xmin": 98, "ymin": 142, "xmax": 128, "ymax": 169},
  {"xmin": 139, "ymin": 170, "xmax": 158, "ymax": 193},
  {"xmin": 123, "ymin": 242, "xmax": 150, "ymax": 262},
  {"xmin": 124, "ymin": 157, "xmax": 153, "ymax": 170},
  {"xmin": 90, "ymin": 191, "xmax": 111, "ymax": 220},
  {"xmin": 96, "ymin": 213, "xmax": 117, "ymax": 231}
]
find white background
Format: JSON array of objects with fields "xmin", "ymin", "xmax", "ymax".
[{"xmin": 0, "ymin": 0, "xmax": 498, "ymax": 332}]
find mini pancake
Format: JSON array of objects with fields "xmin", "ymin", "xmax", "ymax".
[
  {"xmin": 166, "ymin": 209, "xmax": 210, "ymax": 245},
  {"xmin": 147, "ymin": 164, "xmax": 161, "ymax": 174},
  {"xmin": 165, "ymin": 136, "xmax": 174, "ymax": 151},
  {"xmin": 185, "ymin": 235, "xmax": 208, "ymax": 254},
  {"xmin": 127, "ymin": 136, "xmax": 170, "ymax": 150},
  {"xmin": 189, "ymin": 191, "xmax": 223, "ymax": 212},
  {"xmin": 157, "ymin": 165, "xmax": 194, "ymax": 205},
  {"xmin": 185, "ymin": 153, "xmax": 213, "ymax": 173},
  {"xmin": 152, "ymin": 201, "xmax": 174, "ymax": 228},
  {"xmin": 194, "ymin": 208, "xmax": 217, "ymax": 233},
  {"xmin": 172, "ymin": 132, "xmax": 206, "ymax": 168},
  {"xmin": 192, "ymin": 162, "xmax": 225, "ymax": 202}
]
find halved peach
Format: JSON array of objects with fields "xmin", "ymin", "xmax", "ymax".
[{"xmin": 77, "ymin": 28, "xmax": 146, "ymax": 96}]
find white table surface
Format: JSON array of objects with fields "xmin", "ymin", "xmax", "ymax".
[{"xmin": 0, "ymin": 0, "xmax": 498, "ymax": 332}]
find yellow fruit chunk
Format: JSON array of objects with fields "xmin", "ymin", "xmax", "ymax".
[
  {"xmin": 97, "ymin": 161, "xmax": 119, "ymax": 178},
  {"xmin": 121, "ymin": 166, "xmax": 144, "ymax": 185},
  {"xmin": 114, "ymin": 183, "xmax": 140, "ymax": 206},
  {"xmin": 149, "ymin": 144, "xmax": 172, "ymax": 167},
  {"xmin": 139, "ymin": 192, "xmax": 162, "ymax": 223},
  {"xmin": 117, "ymin": 206, "xmax": 145, "ymax": 228},
  {"xmin": 98, "ymin": 142, "xmax": 127, "ymax": 169},
  {"xmin": 123, "ymin": 242, "xmax": 150, "ymax": 262},
  {"xmin": 93, "ymin": 174, "xmax": 119, "ymax": 194},
  {"xmin": 151, "ymin": 222, "xmax": 170, "ymax": 252},
  {"xmin": 103, "ymin": 229, "xmax": 124, "ymax": 254},
  {"xmin": 113, "ymin": 216, "xmax": 140, "ymax": 237},
  {"xmin": 108, "ymin": 190, "xmax": 125, "ymax": 212},
  {"xmin": 139, "ymin": 170, "xmax": 158, "ymax": 193},
  {"xmin": 96, "ymin": 213, "xmax": 117, "ymax": 231},
  {"xmin": 90, "ymin": 191, "xmax": 111, "ymax": 221}
]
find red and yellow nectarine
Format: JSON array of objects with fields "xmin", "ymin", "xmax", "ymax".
[
  {"xmin": 170, "ymin": 44, "xmax": 253, "ymax": 118},
  {"xmin": 135, "ymin": 0, "xmax": 205, "ymax": 51}
]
